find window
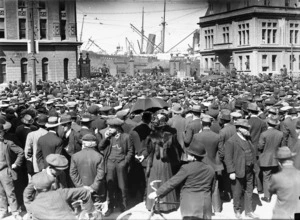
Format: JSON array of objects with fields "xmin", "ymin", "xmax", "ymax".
[
  {"xmin": 238, "ymin": 23, "xmax": 250, "ymax": 45},
  {"xmin": 290, "ymin": 55, "xmax": 295, "ymax": 70},
  {"xmin": 262, "ymin": 55, "xmax": 268, "ymax": 72},
  {"xmin": 239, "ymin": 56, "xmax": 243, "ymax": 71},
  {"xmin": 21, "ymin": 58, "xmax": 28, "ymax": 82},
  {"xmin": 223, "ymin": 26, "xmax": 230, "ymax": 43},
  {"xmin": 0, "ymin": 0, "xmax": 4, "ymax": 8},
  {"xmin": 264, "ymin": 0, "xmax": 270, "ymax": 6},
  {"xmin": 60, "ymin": 20, "xmax": 66, "ymax": 40},
  {"xmin": 0, "ymin": 58, "xmax": 6, "ymax": 83},
  {"xmin": 272, "ymin": 55, "xmax": 277, "ymax": 71},
  {"xmin": 18, "ymin": 0, "xmax": 26, "ymax": 9},
  {"xmin": 40, "ymin": 19, "xmax": 47, "ymax": 39},
  {"xmin": 19, "ymin": 19, "xmax": 26, "ymax": 39},
  {"xmin": 42, "ymin": 58, "xmax": 48, "ymax": 81},
  {"xmin": 0, "ymin": 18, "xmax": 4, "ymax": 39},
  {"xmin": 205, "ymin": 58, "xmax": 208, "ymax": 70},
  {"xmin": 64, "ymin": 58, "xmax": 68, "ymax": 80},
  {"xmin": 285, "ymin": 0, "xmax": 290, "ymax": 7},
  {"xmin": 210, "ymin": 58, "xmax": 214, "ymax": 69},
  {"xmin": 262, "ymin": 22, "xmax": 277, "ymax": 44},
  {"xmin": 246, "ymin": 55, "xmax": 250, "ymax": 70},
  {"xmin": 226, "ymin": 2, "xmax": 231, "ymax": 11},
  {"xmin": 290, "ymin": 23, "xmax": 299, "ymax": 44},
  {"xmin": 204, "ymin": 29, "xmax": 214, "ymax": 49},
  {"xmin": 39, "ymin": 1, "xmax": 46, "ymax": 10}
]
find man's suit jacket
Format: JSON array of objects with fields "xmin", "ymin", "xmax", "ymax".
[
  {"xmin": 248, "ymin": 116, "xmax": 267, "ymax": 155},
  {"xmin": 70, "ymin": 148, "xmax": 105, "ymax": 191},
  {"xmin": 281, "ymin": 117, "xmax": 298, "ymax": 147},
  {"xmin": 291, "ymin": 139, "xmax": 300, "ymax": 170},
  {"xmin": 36, "ymin": 132, "xmax": 63, "ymax": 170},
  {"xmin": 258, "ymin": 127, "xmax": 283, "ymax": 167},
  {"xmin": 90, "ymin": 115, "xmax": 106, "ymax": 131},
  {"xmin": 156, "ymin": 160, "xmax": 215, "ymax": 219},
  {"xmin": 218, "ymin": 123, "xmax": 236, "ymax": 160},
  {"xmin": 269, "ymin": 165, "xmax": 300, "ymax": 219},
  {"xmin": 210, "ymin": 120, "xmax": 221, "ymax": 134},
  {"xmin": 224, "ymin": 133, "xmax": 256, "ymax": 178},
  {"xmin": 98, "ymin": 133, "xmax": 134, "ymax": 173},
  {"xmin": 183, "ymin": 118, "xmax": 202, "ymax": 146},
  {"xmin": 168, "ymin": 114, "xmax": 186, "ymax": 148},
  {"xmin": 133, "ymin": 123, "xmax": 151, "ymax": 142},
  {"xmin": 189, "ymin": 129, "xmax": 224, "ymax": 172}
]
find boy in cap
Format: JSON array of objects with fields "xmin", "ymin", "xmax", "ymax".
[
  {"xmin": 99, "ymin": 118, "xmax": 134, "ymax": 216},
  {"xmin": 24, "ymin": 154, "xmax": 95, "ymax": 220}
]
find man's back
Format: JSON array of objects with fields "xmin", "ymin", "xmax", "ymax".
[
  {"xmin": 270, "ymin": 166, "xmax": 300, "ymax": 219},
  {"xmin": 248, "ymin": 116, "xmax": 267, "ymax": 152}
]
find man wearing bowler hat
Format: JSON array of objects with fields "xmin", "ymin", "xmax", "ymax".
[
  {"xmin": 224, "ymin": 119, "xmax": 258, "ymax": 219},
  {"xmin": 269, "ymin": 147, "xmax": 300, "ymax": 219},
  {"xmin": 282, "ymin": 107, "xmax": 299, "ymax": 147},
  {"xmin": 183, "ymin": 105, "xmax": 202, "ymax": 147},
  {"xmin": 258, "ymin": 116, "xmax": 283, "ymax": 203},
  {"xmin": 99, "ymin": 118, "xmax": 134, "ymax": 216}
]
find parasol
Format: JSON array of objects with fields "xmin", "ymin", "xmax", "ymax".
[{"xmin": 130, "ymin": 97, "xmax": 169, "ymax": 114}]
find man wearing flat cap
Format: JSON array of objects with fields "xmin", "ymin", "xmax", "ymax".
[
  {"xmin": 24, "ymin": 154, "xmax": 95, "ymax": 220},
  {"xmin": 269, "ymin": 147, "xmax": 300, "ymax": 219},
  {"xmin": 224, "ymin": 119, "xmax": 258, "ymax": 219},
  {"xmin": 70, "ymin": 134, "xmax": 105, "ymax": 202},
  {"xmin": 99, "ymin": 118, "xmax": 134, "ymax": 216}
]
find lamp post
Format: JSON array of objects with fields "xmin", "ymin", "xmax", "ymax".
[{"xmin": 29, "ymin": 0, "xmax": 36, "ymax": 91}]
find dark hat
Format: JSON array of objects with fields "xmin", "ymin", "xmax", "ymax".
[
  {"xmin": 67, "ymin": 111, "xmax": 77, "ymax": 119},
  {"xmin": 100, "ymin": 106, "xmax": 112, "ymax": 112},
  {"xmin": 276, "ymin": 146, "xmax": 296, "ymax": 160},
  {"xmin": 187, "ymin": 142, "xmax": 206, "ymax": 158},
  {"xmin": 191, "ymin": 105, "xmax": 201, "ymax": 113},
  {"xmin": 82, "ymin": 134, "xmax": 97, "ymax": 142},
  {"xmin": 219, "ymin": 109, "xmax": 231, "ymax": 121},
  {"xmin": 267, "ymin": 116, "xmax": 280, "ymax": 126},
  {"xmin": 46, "ymin": 154, "xmax": 68, "ymax": 170},
  {"xmin": 107, "ymin": 118, "xmax": 124, "ymax": 127},
  {"xmin": 288, "ymin": 108, "xmax": 297, "ymax": 115},
  {"xmin": 60, "ymin": 115, "xmax": 72, "ymax": 124},
  {"xmin": 80, "ymin": 115, "xmax": 92, "ymax": 123},
  {"xmin": 31, "ymin": 173, "xmax": 55, "ymax": 191},
  {"xmin": 88, "ymin": 105, "xmax": 100, "ymax": 115},
  {"xmin": 247, "ymin": 103, "xmax": 259, "ymax": 112},
  {"xmin": 21, "ymin": 114, "xmax": 34, "ymax": 125},
  {"xmin": 36, "ymin": 114, "xmax": 48, "ymax": 126},
  {"xmin": 235, "ymin": 119, "xmax": 250, "ymax": 129}
]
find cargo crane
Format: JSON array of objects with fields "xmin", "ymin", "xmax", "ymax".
[{"xmin": 86, "ymin": 38, "xmax": 107, "ymax": 54}]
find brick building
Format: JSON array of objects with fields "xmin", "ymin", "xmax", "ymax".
[
  {"xmin": 198, "ymin": 0, "xmax": 300, "ymax": 76},
  {"xmin": 0, "ymin": 0, "xmax": 80, "ymax": 83}
]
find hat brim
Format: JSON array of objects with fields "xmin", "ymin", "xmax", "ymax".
[
  {"xmin": 276, "ymin": 152, "xmax": 297, "ymax": 159},
  {"xmin": 171, "ymin": 109, "xmax": 183, "ymax": 114},
  {"xmin": 49, "ymin": 164, "xmax": 68, "ymax": 170},
  {"xmin": 21, "ymin": 118, "xmax": 34, "ymax": 125},
  {"xmin": 186, "ymin": 148, "xmax": 206, "ymax": 158},
  {"xmin": 45, "ymin": 123, "xmax": 60, "ymax": 128}
]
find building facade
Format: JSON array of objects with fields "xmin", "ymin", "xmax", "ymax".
[
  {"xmin": 0, "ymin": 0, "xmax": 80, "ymax": 83},
  {"xmin": 198, "ymin": 0, "xmax": 300, "ymax": 76}
]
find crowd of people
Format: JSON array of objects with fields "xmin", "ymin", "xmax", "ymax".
[{"xmin": 0, "ymin": 72, "xmax": 300, "ymax": 220}]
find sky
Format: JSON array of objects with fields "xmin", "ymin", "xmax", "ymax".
[{"xmin": 76, "ymin": 0, "xmax": 208, "ymax": 55}]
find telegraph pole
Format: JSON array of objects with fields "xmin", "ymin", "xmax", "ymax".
[
  {"xmin": 141, "ymin": 7, "xmax": 144, "ymax": 54},
  {"xmin": 29, "ymin": 0, "xmax": 36, "ymax": 91},
  {"xmin": 161, "ymin": 0, "xmax": 166, "ymax": 53}
]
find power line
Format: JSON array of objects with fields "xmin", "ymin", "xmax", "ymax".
[{"xmin": 77, "ymin": 7, "xmax": 203, "ymax": 15}]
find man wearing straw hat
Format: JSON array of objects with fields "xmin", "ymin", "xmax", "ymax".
[
  {"xmin": 36, "ymin": 117, "xmax": 63, "ymax": 171},
  {"xmin": 269, "ymin": 147, "xmax": 300, "ymax": 219}
]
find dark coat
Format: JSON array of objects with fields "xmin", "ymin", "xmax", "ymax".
[
  {"xmin": 210, "ymin": 120, "xmax": 221, "ymax": 134},
  {"xmin": 189, "ymin": 129, "xmax": 224, "ymax": 172},
  {"xmin": 281, "ymin": 117, "xmax": 298, "ymax": 147},
  {"xmin": 218, "ymin": 123, "xmax": 236, "ymax": 160},
  {"xmin": 36, "ymin": 132, "xmax": 63, "ymax": 170},
  {"xmin": 248, "ymin": 116, "xmax": 267, "ymax": 155},
  {"xmin": 258, "ymin": 127, "xmax": 283, "ymax": 167},
  {"xmin": 224, "ymin": 133, "xmax": 256, "ymax": 178},
  {"xmin": 133, "ymin": 123, "xmax": 152, "ymax": 141},
  {"xmin": 183, "ymin": 118, "xmax": 202, "ymax": 146},
  {"xmin": 70, "ymin": 148, "xmax": 105, "ymax": 191},
  {"xmin": 156, "ymin": 160, "xmax": 215, "ymax": 219},
  {"xmin": 98, "ymin": 133, "xmax": 134, "ymax": 173},
  {"xmin": 269, "ymin": 165, "xmax": 300, "ymax": 219},
  {"xmin": 15, "ymin": 124, "xmax": 37, "ymax": 149},
  {"xmin": 90, "ymin": 115, "xmax": 106, "ymax": 131}
]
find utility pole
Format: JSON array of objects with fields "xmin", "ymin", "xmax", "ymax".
[
  {"xmin": 141, "ymin": 7, "xmax": 144, "ymax": 54},
  {"xmin": 80, "ymin": 14, "xmax": 86, "ymax": 42},
  {"xmin": 29, "ymin": 0, "xmax": 36, "ymax": 91},
  {"xmin": 161, "ymin": 0, "xmax": 166, "ymax": 53}
]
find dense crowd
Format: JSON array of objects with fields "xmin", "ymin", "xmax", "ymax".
[{"xmin": 0, "ymin": 72, "xmax": 300, "ymax": 220}]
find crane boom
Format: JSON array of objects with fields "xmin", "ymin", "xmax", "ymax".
[{"xmin": 88, "ymin": 39, "xmax": 107, "ymax": 54}]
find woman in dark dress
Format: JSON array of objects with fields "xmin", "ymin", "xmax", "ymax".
[{"xmin": 145, "ymin": 113, "xmax": 178, "ymax": 212}]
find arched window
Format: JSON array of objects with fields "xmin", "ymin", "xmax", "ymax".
[
  {"xmin": 0, "ymin": 58, "xmax": 6, "ymax": 83},
  {"xmin": 21, "ymin": 58, "xmax": 27, "ymax": 82},
  {"xmin": 64, "ymin": 58, "xmax": 68, "ymax": 80},
  {"xmin": 42, "ymin": 58, "xmax": 48, "ymax": 81}
]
